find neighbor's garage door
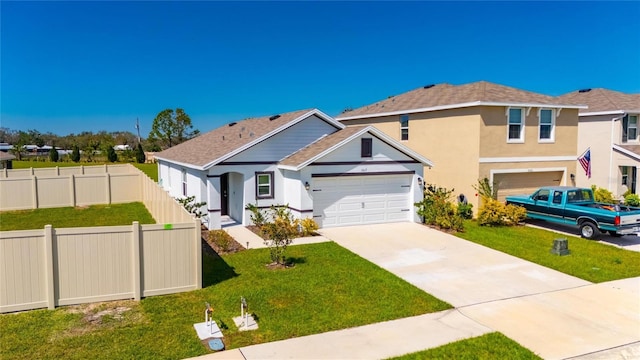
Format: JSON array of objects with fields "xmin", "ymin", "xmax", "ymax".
[
  {"xmin": 495, "ymin": 171, "xmax": 563, "ymax": 201},
  {"xmin": 312, "ymin": 174, "xmax": 413, "ymax": 228}
]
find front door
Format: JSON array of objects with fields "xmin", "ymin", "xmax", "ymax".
[{"xmin": 221, "ymin": 173, "xmax": 229, "ymax": 216}]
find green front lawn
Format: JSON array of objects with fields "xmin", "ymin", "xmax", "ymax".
[
  {"xmin": 456, "ymin": 220, "xmax": 640, "ymax": 283},
  {"xmin": 388, "ymin": 332, "xmax": 541, "ymax": 360},
  {"xmin": 0, "ymin": 242, "xmax": 452, "ymax": 359},
  {"xmin": 0, "ymin": 202, "xmax": 155, "ymax": 231}
]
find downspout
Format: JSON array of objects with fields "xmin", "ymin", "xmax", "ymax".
[{"xmin": 610, "ymin": 114, "xmax": 625, "ymax": 193}]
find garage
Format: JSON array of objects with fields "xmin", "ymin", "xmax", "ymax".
[
  {"xmin": 494, "ymin": 171, "xmax": 564, "ymax": 201},
  {"xmin": 312, "ymin": 174, "xmax": 414, "ymax": 228}
]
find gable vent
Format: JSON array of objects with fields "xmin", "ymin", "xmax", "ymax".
[
  {"xmin": 228, "ymin": 122, "xmax": 237, "ymax": 127},
  {"xmin": 269, "ymin": 115, "xmax": 281, "ymax": 121},
  {"xmin": 578, "ymin": 88, "xmax": 592, "ymax": 93},
  {"xmin": 423, "ymin": 84, "xmax": 435, "ymax": 89}
]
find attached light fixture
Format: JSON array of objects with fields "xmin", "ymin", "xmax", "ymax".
[
  {"xmin": 570, "ymin": 173, "xmax": 575, "ymax": 181},
  {"xmin": 417, "ymin": 177, "xmax": 423, "ymax": 187},
  {"xmin": 304, "ymin": 181, "xmax": 310, "ymax": 191}
]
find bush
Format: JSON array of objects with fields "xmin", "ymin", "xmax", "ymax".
[
  {"xmin": 207, "ymin": 230, "xmax": 234, "ymax": 252},
  {"xmin": 415, "ymin": 184, "xmax": 464, "ymax": 231},
  {"xmin": 71, "ymin": 145, "xmax": 81, "ymax": 163},
  {"xmin": 299, "ymin": 217, "xmax": 319, "ymax": 236},
  {"xmin": 591, "ymin": 185, "xmax": 616, "ymax": 204},
  {"xmin": 473, "ymin": 177, "xmax": 498, "ymax": 201},
  {"xmin": 245, "ymin": 203, "xmax": 266, "ymax": 227},
  {"xmin": 260, "ymin": 206, "xmax": 298, "ymax": 265},
  {"xmin": 49, "ymin": 146, "xmax": 59, "ymax": 162},
  {"xmin": 477, "ymin": 199, "xmax": 526, "ymax": 226},
  {"xmin": 177, "ymin": 195, "xmax": 207, "ymax": 219},
  {"xmin": 136, "ymin": 143, "xmax": 146, "ymax": 164},
  {"xmin": 456, "ymin": 202, "xmax": 473, "ymax": 219},
  {"xmin": 624, "ymin": 193, "xmax": 640, "ymax": 207},
  {"xmin": 106, "ymin": 147, "xmax": 118, "ymax": 162}
]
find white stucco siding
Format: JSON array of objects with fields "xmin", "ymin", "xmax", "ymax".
[
  {"xmin": 158, "ymin": 161, "xmax": 171, "ymax": 190},
  {"xmin": 226, "ymin": 115, "xmax": 339, "ymax": 162}
]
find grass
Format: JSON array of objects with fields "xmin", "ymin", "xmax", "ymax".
[
  {"xmin": 0, "ymin": 242, "xmax": 452, "ymax": 359},
  {"xmin": 11, "ymin": 160, "xmax": 158, "ymax": 182},
  {"xmin": 456, "ymin": 220, "xmax": 640, "ymax": 283},
  {"xmin": 388, "ymin": 332, "xmax": 542, "ymax": 360},
  {"xmin": 0, "ymin": 202, "xmax": 155, "ymax": 231}
]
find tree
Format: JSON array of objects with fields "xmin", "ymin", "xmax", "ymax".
[
  {"xmin": 71, "ymin": 145, "xmax": 81, "ymax": 162},
  {"xmin": 148, "ymin": 108, "xmax": 198, "ymax": 149},
  {"xmin": 49, "ymin": 146, "xmax": 59, "ymax": 162},
  {"xmin": 135, "ymin": 143, "xmax": 146, "ymax": 163},
  {"xmin": 259, "ymin": 206, "xmax": 299, "ymax": 266},
  {"xmin": 9, "ymin": 131, "xmax": 29, "ymax": 160},
  {"xmin": 106, "ymin": 146, "xmax": 118, "ymax": 162}
]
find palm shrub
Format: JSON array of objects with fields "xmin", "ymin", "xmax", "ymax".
[
  {"xmin": 415, "ymin": 184, "xmax": 464, "ymax": 231},
  {"xmin": 177, "ymin": 196, "xmax": 207, "ymax": 219}
]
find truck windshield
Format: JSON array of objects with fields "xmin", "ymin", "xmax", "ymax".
[{"xmin": 566, "ymin": 189, "xmax": 594, "ymax": 203}]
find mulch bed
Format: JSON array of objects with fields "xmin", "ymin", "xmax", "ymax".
[{"xmin": 201, "ymin": 226, "xmax": 245, "ymax": 256}]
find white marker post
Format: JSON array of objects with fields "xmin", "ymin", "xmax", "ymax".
[
  {"xmin": 240, "ymin": 297, "xmax": 248, "ymax": 330},
  {"xmin": 205, "ymin": 302, "xmax": 214, "ymax": 335}
]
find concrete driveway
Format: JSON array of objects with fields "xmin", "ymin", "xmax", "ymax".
[{"xmin": 320, "ymin": 223, "xmax": 640, "ymax": 360}]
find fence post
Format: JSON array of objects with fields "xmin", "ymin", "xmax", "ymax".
[
  {"xmin": 131, "ymin": 221, "xmax": 141, "ymax": 301},
  {"xmin": 106, "ymin": 173, "xmax": 111, "ymax": 205},
  {"xmin": 32, "ymin": 176, "xmax": 38, "ymax": 209},
  {"xmin": 44, "ymin": 225, "xmax": 56, "ymax": 310},
  {"xmin": 69, "ymin": 174, "xmax": 76, "ymax": 207},
  {"xmin": 194, "ymin": 218, "xmax": 202, "ymax": 289}
]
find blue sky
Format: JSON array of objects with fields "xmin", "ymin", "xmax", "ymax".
[{"xmin": 2, "ymin": 1, "xmax": 639, "ymax": 137}]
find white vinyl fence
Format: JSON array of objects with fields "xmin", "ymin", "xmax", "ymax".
[{"xmin": 0, "ymin": 164, "xmax": 201, "ymax": 313}]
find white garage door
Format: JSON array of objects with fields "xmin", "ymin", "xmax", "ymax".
[
  {"xmin": 312, "ymin": 174, "xmax": 413, "ymax": 228},
  {"xmin": 495, "ymin": 171, "xmax": 564, "ymax": 201}
]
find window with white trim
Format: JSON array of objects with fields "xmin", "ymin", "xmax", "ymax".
[
  {"xmin": 624, "ymin": 115, "xmax": 638, "ymax": 142},
  {"xmin": 181, "ymin": 169, "xmax": 187, "ymax": 196},
  {"xmin": 256, "ymin": 172, "xmax": 274, "ymax": 199},
  {"xmin": 538, "ymin": 109, "xmax": 555, "ymax": 142},
  {"xmin": 507, "ymin": 108, "xmax": 524, "ymax": 142},
  {"xmin": 400, "ymin": 114, "xmax": 409, "ymax": 140}
]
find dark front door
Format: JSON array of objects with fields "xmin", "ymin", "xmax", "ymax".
[{"xmin": 221, "ymin": 173, "xmax": 229, "ymax": 216}]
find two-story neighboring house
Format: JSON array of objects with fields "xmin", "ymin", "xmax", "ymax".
[
  {"xmin": 336, "ymin": 81, "xmax": 586, "ymax": 210},
  {"xmin": 556, "ymin": 88, "xmax": 640, "ymax": 197}
]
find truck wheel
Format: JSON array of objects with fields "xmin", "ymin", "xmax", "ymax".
[
  {"xmin": 607, "ymin": 231, "xmax": 623, "ymax": 237},
  {"xmin": 580, "ymin": 222, "xmax": 598, "ymax": 239}
]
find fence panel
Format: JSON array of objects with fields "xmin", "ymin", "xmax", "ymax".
[
  {"xmin": 0, "ymin": 230, "xmax": 48, "ymax": 313},
  {"xmin": 0, "ymin": 178, "xmax": 35, "ymax": 210},
  {"xmin": 74, "ymin": 175, "xmax": 109, "ymax": 206},
  {"xmin": 55, "ymin": 226, "xmax": 135, "ymax": 306},
  {"xmin": 110, "ymin": 174, "xmax": 142, "ymax": 203},
  {"xmin": 36, "ymin": 176, "xmax": 73, "ymax": 208},
  {"xmin": 141, "ymin": 223, "xmax": 199, "ymax": 297}
]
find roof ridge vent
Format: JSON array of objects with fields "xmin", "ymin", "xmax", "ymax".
[
  {"xmin": 423, "ymin": 84, "xmax": 435, "ymax": 89},
  {"xmin": 578, "ymin": 88, "xmax": 592, "ymax": 93},
  {"xmin": 269, "ymin": 114, "xmax": 281, "ymax": 121},
  {"xmin": 228, "ymin": 122, "xmax": 237, "ymax": 127}
]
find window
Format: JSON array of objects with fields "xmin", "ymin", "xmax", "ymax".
[
  {"xmin": 623, "ymin": 114, "xmax": 639, "ymax": 142},
  {"xmin": 181, "ymin": 169, "xmax": 187, "ymax": 196},
  {"xmin": 400, "ymin": 114, "xmax": 409, "ymax": 140},
  {"xmin": 553, "ymin": 191, "xmax": 563, "ymax": 204},
  {"xmin": 507, "ymin": 108, "xmax": 524, "ymax": 142},
  {"xmin": 622, "ymin": 166, "xmax": 629, "ymax": 186},
  {"xmin": 255, "ymin": 172, "xmax": 274, "ymax": 199},
  {"xmin": 534, "ymin": 189, "xmax": 550, "ymax": 201},
  {"xmin": 361, "ymin": 138, "xmax": 372, "ymax": 157},
  {"xmin": 538, "ymin": 109, "xmax": 555, "ymax": 142}
]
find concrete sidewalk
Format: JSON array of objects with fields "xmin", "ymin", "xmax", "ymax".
[{"xmin": 186, "ymin": 309, "xmax": 491, "ymax": 360}]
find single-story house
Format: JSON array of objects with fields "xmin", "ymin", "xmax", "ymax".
[{"xmin": 155, "ymin": 108, "xmax": 432, "ymax": 229}]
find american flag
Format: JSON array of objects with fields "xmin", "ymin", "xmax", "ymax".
[{"xmin": 578, "ymin": 148, "xmax": 591, "ymax": 178}]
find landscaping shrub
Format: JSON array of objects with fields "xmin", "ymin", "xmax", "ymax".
[
  {"xmin": 298, "ymin": 217, "xmax": 319, "ymax": 236},
  {"xmin": 71, "ymin": 145, "xmax": 81, "ymax": 162},
  {"xmin": 477, "ymin": 199, "xmax": 526, "ymax": 226},
  {"xmin": 591, "ymin": 185, "xmax": 616, "ymax": 204},
  {"xmin": 135, "ymin": 143, "xmax": 146, "ymax": 164},
  {"xmin": 106, "ymin": 147, "xmax": 118, "ymax": 162},
  {"xmin": 207, "ymin": 229, "xmax": 234, "ymax": 252},
  {"xmin": 473, "ymin": 177, "xmax": 498, "ymax": 201},
  {"xmin": 624, "ymin": 193, "xmax": 640, "ymax": 207},
  {"xmin": 456, "ymin": 202, "xmax": 473, "ymax": 219},
  {"xmin": 245, "ymin": 203, "xmax": 266, "ymax": 227},
  {"xmin": 177, "ymin": 195, "xmax": 207, "ymax": 219},
  {"xmin": 415, "ymin": 184, "xmax": 464, "ymax": 231},
  {"xmin": 260, "ymin": 206, "xmax": 299, "ymax": 265}
]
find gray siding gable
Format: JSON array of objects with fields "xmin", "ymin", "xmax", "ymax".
[{"xmin": 225, "ymin": 115, "xmax": 339, "ymax": 162}]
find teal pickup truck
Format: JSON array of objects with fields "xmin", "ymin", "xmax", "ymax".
[{"xmin": 505, "ymin": 186, "xmax": 640, "ymax": 239}]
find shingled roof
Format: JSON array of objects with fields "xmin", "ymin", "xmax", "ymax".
[
  {"xmin": 155, "ymin": 109, "xmax": 340, "ymax": 169},
  {"xmin": 336, "ymin": 81, "xmax": 584, "ymax": 120},
  {"xmin": 555, "ymin": 88, "xmax": 640, "ymax": 114}
]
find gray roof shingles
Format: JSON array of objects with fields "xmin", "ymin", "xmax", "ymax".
[{"xmin": 555, "ymin": 88, "xmax": 640, "ymax": 114}]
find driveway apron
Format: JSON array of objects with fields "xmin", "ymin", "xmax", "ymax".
[{"xmin": 320, "ymin": 223, "xmax": 640, "ymax": 360}]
